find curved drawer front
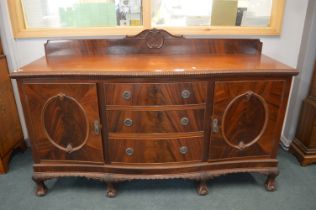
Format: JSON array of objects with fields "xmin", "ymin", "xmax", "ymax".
[
  {"xmin": 104, "ymin": 82, "xmax": 207, "ymax": 106},
  {"xmin": 109, "ymin": 137, "xmax": 204, "ymax": 163},
  {"xmin": 107, "ymin": 109, "xmax": 205, "ymax": 133}
]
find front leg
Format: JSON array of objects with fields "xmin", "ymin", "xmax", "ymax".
[
  {"xmin": 106, "ymin": 182, "xmax": 117, "ymax": 198},
  {"xmin": 196, "ymin": 180, "xmax": 208, "ymax": 196},
  {"xmin": 32, "ymin": 177, "xmax": 48, "ymax": 196},
  {"xmin": 265, "ymin": 171, "xmax": 279, "ymax": 191}
]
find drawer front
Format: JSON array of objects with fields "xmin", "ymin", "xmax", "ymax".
[
  {"xmin": 107, "ymin": 109, "xmax": 205, "ymax": 133},
  {"xmin": 109, "ymin": 137, "xmax": 204, "ymax": 163},
  {"xmin": 104, "ymin": 82, "xmax": 207, "ymax": 106}
]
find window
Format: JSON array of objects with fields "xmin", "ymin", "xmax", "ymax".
[
  {"xmin": 22, "ymin": 0, "xmax": 142, "ymax": 28},
  {"xmin": 8, "ymin": 0, "xmax": 285, "ymax": 38},
  {"xmin": 152, "ymin": 0, "xmax": 273, "ymax": 27}
]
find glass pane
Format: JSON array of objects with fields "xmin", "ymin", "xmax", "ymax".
[
  {"xmin": 22, "ymin": 0, "xmax": 143, "ymax": 28},
  {"xmin": 152, "ymin": 0, "xmax": 213, "ymax": 27},
  {"xmin": 235, "ymin": 0, "xmax": 273, "ymax": 27},
  {"xmin": 151, "ymin": 0, "xmax": 273, "ymax": 27}
]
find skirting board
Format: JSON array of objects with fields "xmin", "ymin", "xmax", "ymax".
[{"xmin": 280, "ymin": 135, "xmax": 292, "ymax": 150}]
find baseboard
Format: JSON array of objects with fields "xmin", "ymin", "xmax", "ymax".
[
  {"xmin": 24, "ymin": 139, "xmax": 31, "ymax": 147},
  {"xmin": 280, "ymin": 135, "xmax": 292, "ymax": 150}
]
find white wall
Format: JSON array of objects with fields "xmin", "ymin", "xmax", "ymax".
[
  {"xmin": 0, "ymin": 0, "xmax": 310, "ymax": 145},
  {"xmin": 261, "ymin": 0, "xmax": 308, "ymax": 68},
  {"xmin": 281, "ymin": 0, "xmax": 316, "ymax": 147}
]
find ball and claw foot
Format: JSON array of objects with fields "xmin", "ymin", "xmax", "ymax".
[
  {"xmin": 265, "ymin": 174, "xmax": 277, "ymax": 192},
  {"xmin": 106, "ymin": 182, "xmax": 117, "ymax": 198},
  {"xmin": 197, "ymin": 180, "xmax": 208, "ymax": 196},
  {"xmin": 34, "ymin": 180, "xmax": 48, "ymax": 196}
]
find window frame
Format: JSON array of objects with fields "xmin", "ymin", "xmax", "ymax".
[{"xmin": 8, "ymin": 0, "xmax": 285, "ymax": 38}]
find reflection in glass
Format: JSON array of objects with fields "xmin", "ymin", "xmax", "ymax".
[
  {"xmin": 22, "ymin": 0, "xmax": 143, "ymax": 28},
  {"xmin": 152, "ymin": 0, "xmax": 273, "ymax": 27},
  {"xmin": 238, "ymin": 0, "xmax": 273, "ymax": 27},
  {"xmin": 152, "ymin": 0, "xmax": 213, "ymax": 27}
]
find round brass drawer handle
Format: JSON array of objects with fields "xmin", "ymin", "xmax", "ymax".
[
  {"xmin": 179, "ymin": 146, "xmax": 188, "ymax": 155},
  {"xmin": 123, "ymin": 118, "xmax": 133, "ymax": 127},
  {"xmin": 180, "ymin": 117, "xmax": 190, "ymax": 126},
  {"xmin": 181, "ymin": 89, "xmax": 191, "ymax": 99},
  {"xmin": 122, "ymin": 91, "xmax": 132, "ymax": 100},
  {"xmin": 125, "ymin": 147, "xmax": 134, "ymax": 156}
]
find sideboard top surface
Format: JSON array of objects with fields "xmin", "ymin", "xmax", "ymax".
[
  {"xmin": 10, "ymin": 29, "xmax": 298, "ymax": 78},
  {"xmin": 11, "ymin": 54, "xmax": 297, "ymax": 78}
]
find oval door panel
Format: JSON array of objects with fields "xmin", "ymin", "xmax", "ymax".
[
  {"xmin": 222, "ymin": 91, "xmax": 268, "ymax": 150},
  {"xmin": 41, "ymin": 93, "xmax": 89, "ymax": 153}
]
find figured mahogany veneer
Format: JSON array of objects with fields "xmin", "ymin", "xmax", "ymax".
[
  {"xmin": 20, "ymin": 83, "xmax": 104, "ymax": 163},
  {"xmin": 107, "ymin": 109, "xmax": 205, "ymax": 133},
  {"xmin": 11, "ymin": 29, "xmax": 298, "ymax": 197},
  {"xmin": 109, "ymin": 137, "xmax": 204, "ymax": 163},
  {"xmin": 210, "ymin": 80, "xmax": 286, "ymax": 160},
  {"xmin": 104, "ymin": 82, "xmax": 207, "ymax": 106}
]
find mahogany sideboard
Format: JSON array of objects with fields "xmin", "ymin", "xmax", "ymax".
[{"xmin": 10, "ymin": 29, "xmax": 298, "ymax": 197}]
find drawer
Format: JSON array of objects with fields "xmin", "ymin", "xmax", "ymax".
[
  {"xmin": 109, "ymin": 137, "xmax": 204, "ymax": 163},
  {"xmin": 107, "ymin": 109, "xmax": 204, "ymax": 133},
  {"xmin": 104, "ymin": 82, "xmax": 207, "ymax": 106}
]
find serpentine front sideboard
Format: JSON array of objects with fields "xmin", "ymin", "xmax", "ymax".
[{"xmin": 11, "ymin": 29, "xmax": 298, "ymax": 197}]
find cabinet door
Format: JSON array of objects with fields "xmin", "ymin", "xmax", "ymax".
[
  {"xmin": 209, "ymin": 80, "xmax": 286, "ymax": 160},
  {"xmin": 21, "ymin": 83, "xmax": 104, "ymax": 163}
]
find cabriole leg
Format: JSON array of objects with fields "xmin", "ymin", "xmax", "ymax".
[
  {"xmin": 265, "ymin": 172, "xmax": 279, "ymax": 191},
  {"xmin": 32, "ymin": 177, "xmax": 48, "ymax": 196},
  {"xmin": 196, "ymin": 180, "xmax": 208, "ymax": 196},
  {"xmin": 106, "ymin": 182, "xmax": 117, "ymax": 198}
]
